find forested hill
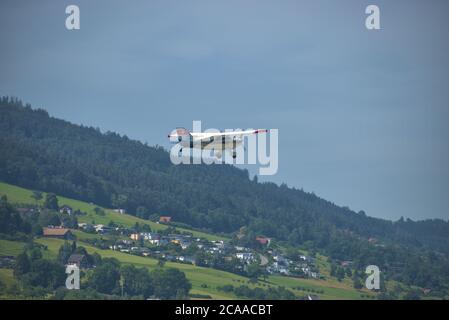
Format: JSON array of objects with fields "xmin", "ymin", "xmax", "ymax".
[{"xmin": 1, "ymin": 97, "xmax": 448, "ymax": 256}]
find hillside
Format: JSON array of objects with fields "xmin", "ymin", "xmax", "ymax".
[
  {"xmin": 1, "ymin": 96, "xmax": 449, "ymax": 295},
  {"xmin": 0, "ymin": 182, "xmax": 379, "ymax": 300}
]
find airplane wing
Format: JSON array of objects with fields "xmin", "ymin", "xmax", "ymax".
[
  {"xmin": 168, "ymin": 127, "xmax": 268, "ymax": 142},
  {"xmin": 191, "ymin": 129, "xmax": 268, "ymax": 140}
]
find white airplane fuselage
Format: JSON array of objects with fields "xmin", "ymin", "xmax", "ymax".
[{"xmin": 176, "ymin": 136, "xmax": 243, "ymax": 158}]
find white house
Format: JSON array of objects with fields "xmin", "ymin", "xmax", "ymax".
[
  {"xmin": 235, "ymin": 252, "xmax": 254, "ymax": 262},
  {"xmin": 59, "ymin": 205, "xmax": 73, "ymax": 215}
]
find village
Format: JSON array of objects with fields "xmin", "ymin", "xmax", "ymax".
[{"xmin": 34, "ymin": 205, "xmax": 321, "ymax": 280}]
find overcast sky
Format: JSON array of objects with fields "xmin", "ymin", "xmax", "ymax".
[{"xmin": 1, "ymin": 0, "xmax": 448, "ymax": 221}]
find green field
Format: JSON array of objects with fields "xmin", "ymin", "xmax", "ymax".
[
  {"xmin": 0, "ymin": 269, "xmax": 15, "ymax": 285},
  {"xmin": 0, "ymin": 239, "xmax": 26, "ymax": 257},
  {"xmin": 0, "ymin": 181, "xmax": 377, "ymax": 300}
]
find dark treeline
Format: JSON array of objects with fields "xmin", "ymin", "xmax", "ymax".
[{"xmin": 1, "ymin": 97, "xmax": 449, "ymax": 292}]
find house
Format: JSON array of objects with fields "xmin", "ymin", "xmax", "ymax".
[
  {"xmin": 93, "ymin": 224, "xmax": 113, "ymax": 234},
  {"xmin": 180, "ymin": 240, "xmax": 191, "ymax": 250},
  {"xmin": 159, "ymin": 216, "xmax": 172, "ymax": 223},
  {"xmin": 93, "ymin": 224, "xmax": 103, "ymax": 232},
  {"xmin": 299, "ymin": 255, "xmax": 314, "ymax": 263},
  {"xmin": 273, "ymin": 254, "xmax": 288, "ymax": 264},
  {"xmin": 42, "ymin": 227, "xmax": 73, "ymax": 239},
  {"xmin": 130, "ymin": 233, "xmax": 140, "ymax": 241},
  {"xmin": 148, "ymin": 239, "xmax": 162, "ymax": 245},
  {"xmin": 67, "ymin": 254, "xmax": 91, "ymax": 269},
  {"xmin": 78, "ymin": 222, "xmax": 93, "ymax": 230},
  {"xmin": 256, "ymin": 236, "xmax": 271, "ymax": 246},
  {"xmin": 211, "ymin": 240, "xmax": 225, "ymax": 249},
  {"xmin": 278, "ymin": 266, "xmax": 289, "ymax": 275},
  {"xmin": 162, "ymin": 254, "xmax": 176, "ymax": 261},
  {"xmin": 341, "ymin": 260, "xmax": 353, "ymax": 267},
  {"xmin": 207, "ymin": 247, "xmax": 220, "ymax": 254},
  {"xmin": 236, "ymin": 252, "xmax": 254, "ymax": 262},
  {"xmin": 268, "ymin": 261, "xmax": 290, "ymax": 275},
  {"xmin": 139, "ymin": 247, "xmax": 150, "ymax": 254},
  {"xmin": 140, "ymin": 232, "xmax": 160, "ymax": 241},
  {"xmin": 113, "ymin": 208, "xmax": 126, "ymax": 214},
  {"xmin": 177, "ymin": 256, "xmax": 196, "ymax": 264},
  {"xmin": 59, "ymin": 205, "xmax": 73, "ymax": 215},
  {"xmin": 140, "ymin": 232, "xmax": 151, "ymax": 240}
]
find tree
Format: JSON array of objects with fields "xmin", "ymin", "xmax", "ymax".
[
  {"xmin": 193, "ymin": 250, "xmax": 208, "ymax": 267},
  {"xmin": 0, "ymin": 195, "xmax": 31, "ymax": 235},
  {"xmin": 157, "ymin": 258, "xmax": 166, "ymax": 268},
  {"xmin": 44, "ymin": 193, "xmax": 59, "ymax": 211},
  {"xmin": 31, "ymin": 191, "xmax": 43, "ymax": 205},
  {"xmin": 20, "ymin": 259, "xmax": 65, "ymax": 289},
  {"xmin": 88, "ymin": 259, "xmax": 121, "ymax": 294},
  {"xmin": 93, "ymin": 207, "xmax": 105, "ymax": 216},
  {"xmin": 38, "ymin": 210, "xmax": 61, "ymax": 227},
  {"xmin": 330, "ymin": 264, "xmax": 337, "ymax": 277},
  {"xmin": 336, "ymin": 267, "xmax": 345, "ymax": 282},
  {"xmin": 91, "ymin": 252, "xmax": 102, "ymax": 267},
  {"xmin": 121, "ymin": 265, "xmax": 153, "ymax": 298},
  {"xmin": 14, "ymin": 252, "xmax": 30, "ymax": 277},
  {"xmin": 353, "ymin": 275, "xmax": 363, "ymax": 289},
  {"xmin": 28, "ymin": 246, "xmax": 43, "ymax": 261},
  {"xmin": 136, "ymin": 206, "xmax": 149, "ymax": 220},
  {"xmin": 60, "ymin": 214, "xmax": 78, "ymax": 228},
  {"xmin": 58, "ymin": 242, "xmax": 74, "ymax": 264},
  {"xmin": 151, "ymin": 268, "xmax": 191, "ymax": 299},
  {"xmin": 246, "ymin": 262, "xmax": 262, "ymax": 279},
  {"xmin": 346, "ymin": 268, "xmax": 352, "ymax": 277},
  {"xmin": 111, "ymin": 194, "xmax": 127, "ymax": 209}
]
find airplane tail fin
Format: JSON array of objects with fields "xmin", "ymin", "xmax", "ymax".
[
  {"xmin": 168, "ymin": 127, "xmax": 192, "ymax": 140},
  {"xmin": 175, "ymin": 127, "xmax": 191, "ymax": 137}
]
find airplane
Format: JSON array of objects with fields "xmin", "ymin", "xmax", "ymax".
[{"xmin": 168, "ymin": 127, "xmax": 268, "ymax": 159}]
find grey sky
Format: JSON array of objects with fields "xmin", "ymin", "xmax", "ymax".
[{"xmin": 1, "ymin": 0, "xmax": 448, "ymax": 221}]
